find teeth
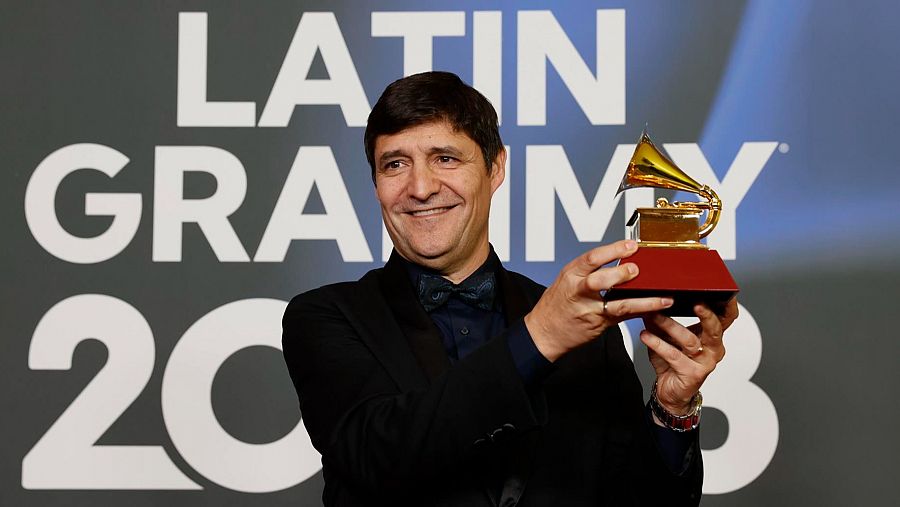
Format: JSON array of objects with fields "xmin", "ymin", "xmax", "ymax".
[{"xmin": 410, "ymin": 207, "xmax": 450, "ymax": 216}]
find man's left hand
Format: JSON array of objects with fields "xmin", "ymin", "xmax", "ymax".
[{"xmin": 640, "ymin": 299, "xmax": 739, "ymax": 416}]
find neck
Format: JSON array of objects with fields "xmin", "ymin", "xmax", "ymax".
[
  {"xmin": 440, "ymin": 243, "xmax": 490, "ymax": 284},
  {"xmin": 397, "ymin": 240, "xmax": 491, "ymax": 285}
]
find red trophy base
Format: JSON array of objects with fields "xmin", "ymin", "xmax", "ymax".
[{"xmin": 604, "ymin": 248, "xmax": 739, "ymax": 316}]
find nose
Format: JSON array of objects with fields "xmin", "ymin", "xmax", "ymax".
[{"xmin": 407, "ymin": 165, "xmax": 441, "ymax": 201}]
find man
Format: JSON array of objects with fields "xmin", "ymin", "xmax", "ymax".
[{"xmin": 283, "ymin": 71, "xmax": 737, "ymax": 506}]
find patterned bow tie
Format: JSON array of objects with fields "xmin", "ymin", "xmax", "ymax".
[{"xmin": 416, "ymin": 272, "xmax": 497, "ymax": 312}]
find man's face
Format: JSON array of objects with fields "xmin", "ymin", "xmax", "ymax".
[{"xmin": 374, "ymin": 120, "xmax": 505, "ymax": 279}]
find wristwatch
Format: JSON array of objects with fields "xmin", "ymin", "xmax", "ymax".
[{"xmin": 649, "ymin": 381, "xmax": 702, "ymax": 432}]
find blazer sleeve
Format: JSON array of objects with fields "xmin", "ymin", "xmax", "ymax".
[
  {"xmin": 282, "ymin": 286, "xmax": 546, "ymax": 497},
  {"xmin": 599, "ymin": 320, "xmax": 704, "ymax": 505}
]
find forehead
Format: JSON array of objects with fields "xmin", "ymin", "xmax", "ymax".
[{"xmin": 374, "ymin": 120, "xmax": 479, "ymax": 155}]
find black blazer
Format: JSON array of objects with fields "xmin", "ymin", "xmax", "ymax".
[{"xmin": 283, "ymin": 253, "xmax": 702, "ymax": 506}]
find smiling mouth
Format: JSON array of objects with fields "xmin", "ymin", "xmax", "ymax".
[{"xmin": 406, "ymin": 205, "xmax": 457, "ymax": 217}]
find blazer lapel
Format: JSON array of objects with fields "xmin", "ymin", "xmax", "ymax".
[
  {"xmin": 337, "ymin": 269, "xmax": 430, "ymax": 393},
  {"xmin": 497, "ymin": 267, "xmax": 538, "ymax": 323},
  {"xmin": 496, "ymin": 265, "xmax": 545, "ymax": 507},
  {"xmin": 363, "ymin": 252, "xmax": 543, "ymax": 507},
  {"xmin": 380, "ymin": 251, "xmax": 452, "ymax": 383}
]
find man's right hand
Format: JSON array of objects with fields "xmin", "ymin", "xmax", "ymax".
[{"xmin": 523, "ymin": 239, "xmax": 674, "ymax": 362}]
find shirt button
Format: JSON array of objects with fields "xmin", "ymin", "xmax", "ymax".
[{"xmin": 459, "ymin": 327, "xmax": 469, "ymax": 335}]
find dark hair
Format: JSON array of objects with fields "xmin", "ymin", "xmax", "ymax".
[{"xmin": 364, "ymin": 71, "xmax": 503, "ymax": 180}]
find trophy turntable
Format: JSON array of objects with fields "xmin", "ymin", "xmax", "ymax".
[{"xmin": 604, "ymin": 129, "xmax": 739, "ymax": 316}]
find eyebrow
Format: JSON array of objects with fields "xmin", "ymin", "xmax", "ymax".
[
  {"xmin": 427, "ymin": 145, "xmax": 465, "ymax": 158},
  {"xmin": 377, "ymin": 145, "xmax": 466, "ymax": 165},
  {"xmin": 378, "ymin": 149, "xmax": 407, "ymax": 165}
]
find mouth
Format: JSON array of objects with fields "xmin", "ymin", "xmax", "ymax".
[{"xmin": 405, "ymin": 205, "xmax": 458, "ymax": 217}]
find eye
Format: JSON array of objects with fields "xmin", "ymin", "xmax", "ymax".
[
  {"xmin": 436, "ymin": 155, "xmax": 458, "ymax": 165},
  {"xmin": 382, "ymin": 160, "xmax": 404, "ymax": 171}
]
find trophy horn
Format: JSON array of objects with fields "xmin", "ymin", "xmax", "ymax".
[{"xmin": 617, "ymin": 129, "xmax": 722, "ymax": 238}]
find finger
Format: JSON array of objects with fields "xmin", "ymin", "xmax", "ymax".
[
  {"xmin": 640, "ymin": 329, "xmax": 699, "ymax": 376},
  {"xmin": 646, "ymin": 313, "xmax": 703, "ymax": 357},
  {"xmin": 690, "ymin": 300, "xmax": 737, "ymax": 333},
  {"xmin": 694, "ymin": 304, "xmax": 724, "ymax": 346},
  {"xmin": 720, "ymin": 298, "xmax": 739, "ymax": 330},
  {"xmin": 568, "ymin": 240, "xmax": 637, "ymax": 277},
  {"xmin": 603, "ymin": 297, "xmax": 673, "ymax": 320},
  {"xmin": 581, "ymin": 262, "xmax": 639, "ymax": 293},
  {"xmin": 683, "ymin": 304, "xmax": 727, "ymax": 363},
  {"xmin": 642, "ymin": 315, "xmax": 671, "ymax": 343}
]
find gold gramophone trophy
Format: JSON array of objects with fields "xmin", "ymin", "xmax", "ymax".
[{"xmin": 604, "ymin": 129, "xmax": 739, "ymax": 316}]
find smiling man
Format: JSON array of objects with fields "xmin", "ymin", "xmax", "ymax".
[
  {"xmin": 283, "ymin": 71, "xmax": 737, "ymax": 507},
  {"xmin": 373, "ymin": 120, "xmax": 500, "ymax": 282}
]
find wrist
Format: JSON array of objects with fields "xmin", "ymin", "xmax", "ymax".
[
  {"xmin": 524, "ymin": 313, "xmax": 563, "ymax": 362},
  {"xmin": 649, "ymin": 381, "xmax": 702, "ymax": 432},
  {"xmin": 658, "ymin": 397, "xmax": 693, "ymax": 416}
]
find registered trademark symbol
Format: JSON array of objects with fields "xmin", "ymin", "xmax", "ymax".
[{"xmin": 778, "ymin": 143, "xmax": 790, "ymax": 153}]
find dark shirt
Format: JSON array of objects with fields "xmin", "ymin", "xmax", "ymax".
[
  {"xmin": 404, "ymin": 250, "xmax": 550, "ymax": 383},
  {"xmin": 400, "ymin": 248, "xmax": 694, "ymax": 473}
]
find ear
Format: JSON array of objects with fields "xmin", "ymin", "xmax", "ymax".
[{"xmin": 489, "ymin": 147, "xmax": 507, "ymax": 195}]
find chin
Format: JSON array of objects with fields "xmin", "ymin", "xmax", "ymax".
[
  {"xmin": 393, "ymin": 223, "xmax": 459, "ymax": 258},
  {"xmin": 406, "ymin": 240, "xmax": 455, "ymax": 262}
]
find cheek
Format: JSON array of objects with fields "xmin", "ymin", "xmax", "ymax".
[
  {"xmin": 375, "ymin": 181, "xmax": 400, "ymax": 208},
  {"xmin": 446, "ymin": 173, "xmax": 485, "ymax": 201},
  {"xmin": 462, "ymin": 177, "xmax": 494, "ymax": 207}
]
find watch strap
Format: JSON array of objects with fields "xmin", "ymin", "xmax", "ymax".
[{"xmin": 649, "ymin": 381, "xmax": 702, "ymax": 432}]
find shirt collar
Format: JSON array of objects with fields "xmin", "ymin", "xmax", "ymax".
[{"xmin": 398, "ymin": 245, "xmax": 501, "ymax": 293}]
